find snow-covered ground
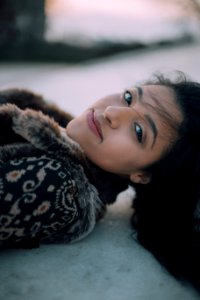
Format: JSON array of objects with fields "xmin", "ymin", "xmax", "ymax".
[
  {"xmin": 0, "ymin": 40, "xmax": 200, "ymax": 117},
  {"xmin": 0, "ymin": 39, "xmax": 200, "ymax": 299}
]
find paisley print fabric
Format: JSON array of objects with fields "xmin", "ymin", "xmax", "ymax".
[{"xmin": 0, "ymin": 155, "xmax": 85, "ymax": 246}]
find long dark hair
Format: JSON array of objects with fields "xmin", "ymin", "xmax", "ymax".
[{"xmin": 131, "ymin": 72, "xmax": 200, "ymax": 290}]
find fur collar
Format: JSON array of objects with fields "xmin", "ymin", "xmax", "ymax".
[{"xmin": 0, "ymin": 103, "xmax": 128, "ymax": 206}]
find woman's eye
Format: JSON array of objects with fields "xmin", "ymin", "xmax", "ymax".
[
  {"xmin": 123, "ymin": 90, "xmax": 132, "ymax": 106},
  {"xmin": 134, "ymin": 123, "xmax": 143, "ymax": 143}
]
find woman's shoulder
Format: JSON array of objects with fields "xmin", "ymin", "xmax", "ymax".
[{"xmin": 0, "ymin": 87, "xmax": 74, "ymax": 126}]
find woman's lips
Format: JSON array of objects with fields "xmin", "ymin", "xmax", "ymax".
[{"xmin": 87, "ymin": 110, "xmax": 103, "ymax": 140}]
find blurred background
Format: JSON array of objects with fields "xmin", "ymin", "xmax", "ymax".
[
  {"xmin": 0, "ymin": 0, "xmax": 200, "ymax": 62},
  {"xmin": 0, "ymin": 0, "xmax": 200, "ymax": 115}
]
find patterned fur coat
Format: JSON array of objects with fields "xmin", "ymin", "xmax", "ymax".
[{"xmin": 0, "ymin": 88, "xmax": 128, "ymax": 248}]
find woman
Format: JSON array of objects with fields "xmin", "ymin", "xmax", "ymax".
[
  {"xmin": 66, "ymin": 71, "xmax": 200, "ymax": 289},
  {"xmin": 0, "ymin": 71, "xmax": 200, "ymax": 289}
]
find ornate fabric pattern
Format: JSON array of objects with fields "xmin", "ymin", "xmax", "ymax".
[{"xmin": 0, "ymin": 154, "xmax": 100, "ymax": 247}]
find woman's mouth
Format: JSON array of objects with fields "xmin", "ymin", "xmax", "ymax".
[{"xmin": 87, "ymin": 110, "xmax": 103, "ymax": 140}]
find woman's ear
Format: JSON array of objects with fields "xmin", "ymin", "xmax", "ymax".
[{"xmin": 130, "ymin": 171, "xmax": 151, "ymax": 184}]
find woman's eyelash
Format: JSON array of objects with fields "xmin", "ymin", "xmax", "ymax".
[
  {"xmin": 134, "ymin": 123, "xmax": 143, "ymax": 143},
  {"xmin": 123, "ymin": 90, "xmax": 132, "ymax": 106}
]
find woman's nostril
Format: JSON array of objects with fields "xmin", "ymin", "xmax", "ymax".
[{"xmin": 103, "ymin": 106, "xmax": 120, "ymax": 129}]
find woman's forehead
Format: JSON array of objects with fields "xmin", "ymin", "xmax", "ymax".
[
  {"xmin": 141, "ymin": 84, "xmax": 174, "ymax": 102},
  {"xmin": 141, "ymin": 84, "xmax": 183, "ymax": 124}
]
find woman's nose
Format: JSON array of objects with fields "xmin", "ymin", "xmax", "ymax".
[{"xmin": 103, "ymin": 106, "xmax": 128, "ymax": 129}]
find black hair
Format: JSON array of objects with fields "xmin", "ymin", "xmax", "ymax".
[{"xmin": 131, "ymin": 71, "xmax": 200, "ymax": 291}]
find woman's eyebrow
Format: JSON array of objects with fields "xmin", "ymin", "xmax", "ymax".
[
  {"xmin": 145, "ymin": 114, "xmax": 158, "ymax": 148},
  {"xmin": 136, "ymin": 86, "xmax": 158, "ymax": 148},
  {"xmin": 136, "ymin": 86, "xmax": 143, "ymax": 99}
]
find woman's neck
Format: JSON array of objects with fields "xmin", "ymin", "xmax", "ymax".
[{"xmin": 82, "ymin": 158, "xmax": 129, "ymax": 205}]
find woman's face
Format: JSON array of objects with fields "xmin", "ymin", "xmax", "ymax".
[{"xmin": 66, "ymin": 85, "xmax": 183, "ymax": 184}]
